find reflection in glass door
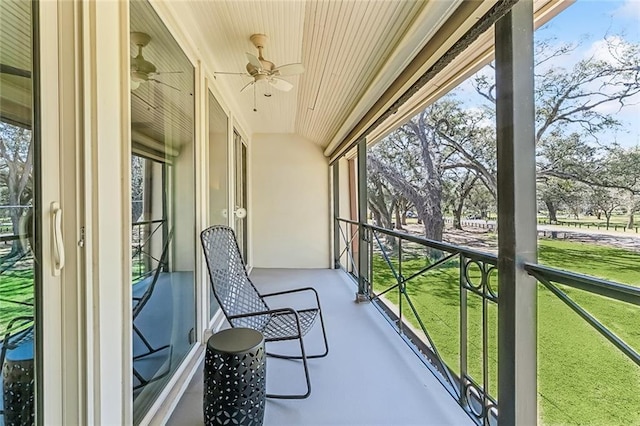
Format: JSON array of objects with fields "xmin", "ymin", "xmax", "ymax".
[
  {"xmin": 234, "ymin": 131, "xmax": 248, "ymax": 263},
  {"xmin": 0, "ymin": 2, "xmax": 37, "ymax": 425},
  {"xmin": 208, "ymin": 92, "xmax": 228, "ymax": 318},
  {"xmin": 0, "ymin": 1, "xmax": 69, "ymax": 424},
  {"xmin": 130, "ymin": 1, "xmax": 197, "ymax": 422}
]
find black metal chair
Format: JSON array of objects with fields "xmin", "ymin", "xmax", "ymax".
[
  {"xmin": 200, "ymin": 225, "xmax": 329, "ymax": 399},
  {"xmin": 132, "ymin": 228, "xmax": 174, "ymax": 391}
]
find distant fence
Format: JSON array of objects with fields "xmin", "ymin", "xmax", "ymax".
[
  {"xmin": 445, "ymin": 218, "xmax": 639, "ymax": 236},
  {"xmin": 0, "ymin": 205, "xmax": 32, "ymax": 240},
  {"xmin": 537, "ymin": 219, "xmax": 638, "ymax": 234},
  {"xmin": 445, "ymin": 218, "xmax": 497, "ymax": 231}
]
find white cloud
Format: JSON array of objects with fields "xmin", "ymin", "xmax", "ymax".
[
  {"xmin": 584, "ymin": 35, "xmax": 626, "ymax": 64},
  {"xmin": 612, "ymin": 0, "xmax": 640, "ymax": 22}
]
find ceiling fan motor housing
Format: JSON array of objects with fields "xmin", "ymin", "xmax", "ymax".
[
  {"xmin": 246, "ymin": 33, "xmax": 276, "ymax": 75},
  {"xmin": 130, "ymin": 31, "xmax": 157, "ymax": 81},
  {"xmin": 246, "ymin": 60, "xmax": 274, "ymax": 76}
]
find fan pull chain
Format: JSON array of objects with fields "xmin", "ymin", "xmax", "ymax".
[{"xmin": 253, "ymin": 84, "xmax": 257, "ymax": 112}]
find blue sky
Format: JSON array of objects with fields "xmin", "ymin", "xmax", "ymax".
[
  {"xmin": 537, "ymin": 0, "xmax": 639, "ymax": 147},
  {"xmin": 544, "ymin": 0, "xmax": 639, "ymax": 43},
  {"xmin": 457, "ymin": 0, "xmax": 639, "ymax": 147}
]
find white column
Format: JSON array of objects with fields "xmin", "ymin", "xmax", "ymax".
[{"xmin": 495, "ymin": 1, "xmax": 537, "ymax": 424}]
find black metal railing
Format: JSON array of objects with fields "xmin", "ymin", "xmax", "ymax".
[
  {"xmin": 365, "ymin": 223, "xmax": 498, "ymax": 425},
  {"xmin": 525, "ymin": 263, "xmax": 640, "ymax": 366},
  {"xmin": 335, "ymin": 217, "xmax": 639, "ymax": 426},
  {"xmin": 131, "ymin": 219, "xmax": 168, "ymax": 283},
  {"xmin": 335, "ymin": 218, "xmax": 360, "ymax": 279}
]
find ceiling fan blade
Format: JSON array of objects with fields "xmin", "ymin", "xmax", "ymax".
[
  {"xmin": 0, "ymin": 63, "xmax": 31, "ymax": 78},
  {"xmin": 269, "ymin": 77, "xmax": 293, "ymax": 92},
  {"xmin": 214, "ymin": 71, "xmax": 251, "ymax": 76},
  {"xmin": 272, "ymin": 63, "xmax": 304, "ymax": 76},
  {"xmin": 132, "ymin": 91, "xmax": 157, "ymax": 110},
  {"xmin": 240, "ymin": 80, "xmax": 255, "ymax": 92},
  {"xmin": 245, "ymin": 52, "xmax": 263, "ymax": 71},
  {"xmin": 149, "ymin": 78, "xmax": 180, "ymax": 91},
  {"xmin": 153, "ymin": 71, "xmax": 184, "ymax": 75}
]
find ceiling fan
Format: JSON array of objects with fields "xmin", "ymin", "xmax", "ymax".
[
  {"xmin": 216, "ymin": 34, "xmax": 304, "ymax": 94},
  {"xmin": 130, "ymin": 31, "xmax": 181, "ymax": 91}
]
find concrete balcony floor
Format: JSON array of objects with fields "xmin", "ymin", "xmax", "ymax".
[{"xmin": 167, "ymin": 268, "xmax": 472, "ymax": 426}]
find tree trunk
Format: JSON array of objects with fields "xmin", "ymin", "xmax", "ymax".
[
  {"xmin": 5, "ymin": 193, "xmax": 26, "ymax": 259},
  {"xmin": 605, "ymin": 210, "xmax": 612, "ymax": 228},
  {"xmin": 370, "ymin": 207, "xmax": 382, "ymax": 228},
  {"xmin": 627, "ymin": 198, "xmax": 636, "ymax": 229},
  {"xmin": 453, "ymin": 203, "xmax": 463, "ymax": 230},
  {"xmin": 394, "ymin": 204, "xmax": 403, "ymax": 230},
  {"xmin": 401, "ymin": 211, "xmax": 407, "ymax": 226},
  {"xmin": 417, "ymin": 192, "xmax": 444, "ymax": 243},
  {"xmin": 545, "ymin": 200, "xmax": 558, "ymax": 223}
]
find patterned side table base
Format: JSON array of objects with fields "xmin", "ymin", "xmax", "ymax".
[
  {"xmin": 204, "ymin": 328, "xmax": 266, "ymax": 426},
  {"xmin": 3, "ymin": 359, "xmax": 35, "ymax": 426}
]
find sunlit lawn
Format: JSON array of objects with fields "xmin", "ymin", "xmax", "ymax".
[
  {"xmin": 372, "ymin": 238, "xmax": 640, "ymax": 425},
  {"xmin": 0, "ymin": 262, "xmax": 34, "ymax": 335}
]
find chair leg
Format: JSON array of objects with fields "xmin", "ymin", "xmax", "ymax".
[
  {"xmin": 132, "ymin": 324, "xmax": 170, "ymax": 360},
  {"xmin": 312, "ymin": 306, "xmax": 329, "ymax": 359},
  {"xmin": 133, "ymin": 346, "xmax": 173, "ymax": 391},
  {"xmin": 266, "ymin": 322, "xmax": 311, "ymax": 399}
]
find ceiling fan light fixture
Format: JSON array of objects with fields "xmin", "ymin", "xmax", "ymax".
[
  {"xmin": 131, "ymin": 70, "xmax": 148, "ymax": 83},
  {"xmin": 131, "ymin": 80, "xmax": 141, "ymax": 91}
]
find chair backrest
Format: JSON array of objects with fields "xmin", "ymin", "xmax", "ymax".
[{"xmin": 201, "ymin": 226, "xmax": 268, "ymax": 324}]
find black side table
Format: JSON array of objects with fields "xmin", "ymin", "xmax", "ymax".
[
  {"xmin": 2, "ymin": 329, "xmax": 34, "ymax": 426},
  {"xmin": 204, "ymin": 328, "xmax": 266, "ymax": 426}
]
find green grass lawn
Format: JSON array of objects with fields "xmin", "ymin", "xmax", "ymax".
[
  {"xmin": 372, "ymin": 238, "xmax": 640, "ymax": 425},
  {"xmin": 0, "ymin": 260, "xmax": 34, "ymax": 334}
]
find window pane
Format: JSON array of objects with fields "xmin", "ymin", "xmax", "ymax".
[
  {"xmin": 0, "ymin": 1, "xmax": 36, "ymax": 424},
  {"xmin": 130, "ymin": 0, "xmax": 196, "ymax": 422},
  {"xmin": 208, "ymin": 92, "xmax": 227, "ymax": 318}
]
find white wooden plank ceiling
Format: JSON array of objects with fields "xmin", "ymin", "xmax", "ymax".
[
  {"xmin": 165, "ymin": 0, "xmax": 432, "ymax": 148},
  {"xmin": 131, "ymin": 0, "xmax": 195, "ymax": 152},
  {"xmin": 0, "ymin": 1, "xmax": 32, "ymax": 127}
]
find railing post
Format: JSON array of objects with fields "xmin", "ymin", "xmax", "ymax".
[
  {"xmin": 356, "ymin": 137, "xmax": 369, "ymax": 302},
  {"xmin": 495, "ymin": 1, "xmax": 537, "ymax": 425},
  {"xmin": 459, "ymin": 254, "xmax": 468, "ymax": 408},
  {"xmin": 332, "ymin": 162, "xmax": 341, "ymax": 269}
]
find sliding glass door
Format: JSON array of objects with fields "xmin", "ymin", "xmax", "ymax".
[
  {"xmin": 1, "ymin": 1, "xmax": 72, "ymax": 424},
  {"xmin": 234, "ymin": 131, "xmax": 248, "ymax": 263},
  {"xmin": 130, "ymin": 1, "xmax": 197, "ymax": 422},
  {"xmin": 208, "ymin": 92, "xmax": 228, "ymax": 318}
]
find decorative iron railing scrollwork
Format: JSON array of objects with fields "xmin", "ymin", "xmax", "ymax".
[
  {"xmin": 362, "ymin": 223, "xmax": 499, "ymax": 425},
  {"xmin": 335, "ymin": 217, "xmax": 638, "ymax": 426}
]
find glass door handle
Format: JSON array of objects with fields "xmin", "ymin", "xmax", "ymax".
[
  {"xmin": 233, "ymin": 207, "xmax": 247, "ymax": 219},
  {"xmin": 51, "ymin": 202, "xmax": 65, "ymax": 275}
]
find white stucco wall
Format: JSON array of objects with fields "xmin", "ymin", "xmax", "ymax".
[{"xmin": 251, "ymin": 133, "xmax": 330, "ymax": 268}]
